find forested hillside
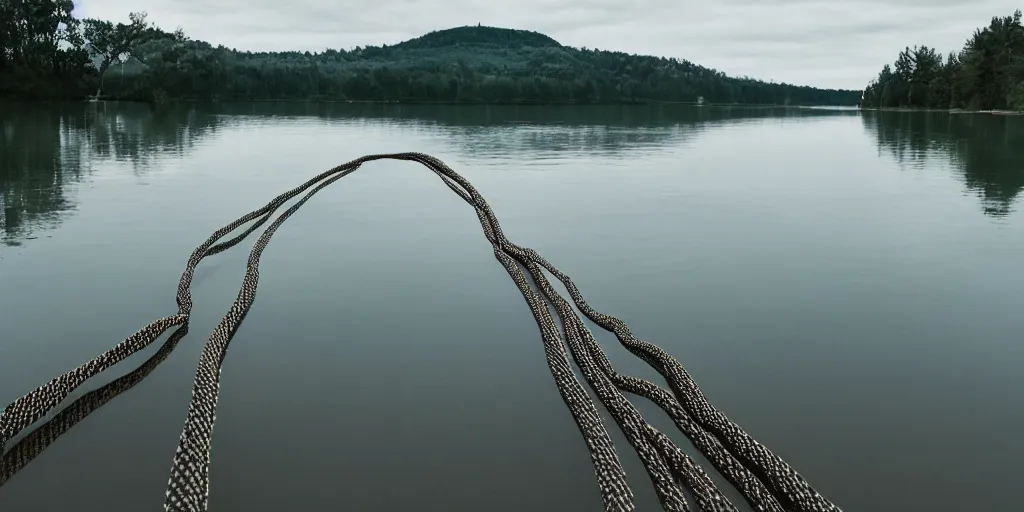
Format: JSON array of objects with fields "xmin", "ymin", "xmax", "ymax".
[
  {"xmin": 860, "ymin": 10, "xmax": 1024, "ymax": 111},
  {"xmin": 1, "ymin": 2, "xmax": 860, "ymax": 105}
]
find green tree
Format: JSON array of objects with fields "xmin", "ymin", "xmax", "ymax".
[
  {"xmin": 0, "ymin": 0, "xmax": 92, "ymax": 98},
  {"xmin": 863, "ymin": 10, "xmax": 1024, "ymax": 111},
  {"xmin": 910, "ymin": 46, "xmax": 941, "ymax": 107},
  {"xmin": 83, "ymin": 11, "xmax": 150, "ymax": 97}
]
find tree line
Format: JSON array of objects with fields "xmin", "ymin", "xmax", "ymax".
[
  {"xmin": 860, "ymin": 10, "xmax": 1024, "ymax": 111},
  {"xmin": 1, "ymin": 3, "xmax": 860, "ymax": 106}
]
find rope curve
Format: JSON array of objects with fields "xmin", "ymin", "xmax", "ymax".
[{"xmin": 0, "ymin": 153, "xmax": 841, "ymax": 512}]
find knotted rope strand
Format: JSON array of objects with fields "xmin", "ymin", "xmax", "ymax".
[
  {"xmin": 0, "ymin": 324, "xmax": 190, "ymax": 487},
  {"xmin": 1, "ymin": 153, "xmax": 841, "ymax": 512},
  {"xmin": 423, "ymin": 153, "xmax": 827, "ymax": 512}
]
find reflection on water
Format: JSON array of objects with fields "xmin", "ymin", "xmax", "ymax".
[
  {"xmin": 2, "ymin": 102, "xmax": 1021, "ymax": 247},
  {"xmin": 2, "ymin": 101, "xmax": 1022, "ymax": 512},
  {"xmin": 0, "ymin": 105, "xmax": 85, "ymax": 246},
  {"xmin": 85, "ymin": 103, "xmax": 221, "ymax": 165},
  {"xmin": 862, "ymin": 111, "xmax": 1024, "ymax": 217},
  {"xmin": 240, "ymin": 104, "xmax": 863, "ymax": 161},
  {"xmin": 213, "ymin": 102, "xmax": 859, "ymax": 127},
  {"xmin": 0, "ymin": 102, "xmax": 222, "ymax": 245}
]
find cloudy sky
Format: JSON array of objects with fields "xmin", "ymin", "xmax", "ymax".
[{"xmin": 75, "ymin": 0, "xmax": 1021, "ymax": 90}]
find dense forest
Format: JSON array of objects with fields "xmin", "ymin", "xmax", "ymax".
[
  {"xmin": 0, "ymin": 2, "xmax": 860, "ymax": 105},
  {"xmin": 861, "ymin": 10, "xmax": 1024, "ymax": 110}
]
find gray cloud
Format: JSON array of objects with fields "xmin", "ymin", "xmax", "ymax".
[{"xmin": 75, "ymin": 0, "xmax": 1021, "ymax": 90}]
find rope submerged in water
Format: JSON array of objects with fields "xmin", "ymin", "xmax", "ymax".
[{"xmin": 0, "ymin": 153, "xmax": 841, "ymax": 512}]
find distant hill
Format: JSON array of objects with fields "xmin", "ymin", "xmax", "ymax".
[
  {"xmin": 394, "ymin": 26, "xmax": 562, "ymax": 50},
  {"xmin": 106, "ymin": 24, "xmax": 861, "ymax": 106}
]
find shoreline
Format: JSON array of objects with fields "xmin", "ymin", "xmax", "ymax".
[
  {"xmin": 859, "ymin": 107, "xmax": 1024, "ymax": 115},
  {"xmin": 9, "ymin": 96, "xmax": 859, "ymax": 109},
  {"xmin": 4, "ymin": 92, "xmax": 857, "ymax": 109},
  {"xmin": 12, "ymin": 97, "xmax": 1021, "ymax": 115}
]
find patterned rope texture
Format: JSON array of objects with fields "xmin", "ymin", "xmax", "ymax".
[
  {"xmin": 0, "ymin": 153, "xmax": 842, "ymax": 512},
  {"xmin": 0, "ymin": 324, "xmax": 190, "ymax": 487}
]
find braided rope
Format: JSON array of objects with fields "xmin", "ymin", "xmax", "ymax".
[
  {"xmin": 1, "ymin": 153, "xmax": 841, "ymax": 512},
  {"xmin": 525, "ymin": 251, "xmax": 840, "ymax": 512},
  {"xmin": 0, "ymin": 324, "xmax": 190, "ymax": 487}
]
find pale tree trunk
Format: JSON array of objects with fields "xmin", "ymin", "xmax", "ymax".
[{"xmin": 95, "ymin": 60, "xmax": 111, "ymax": 98}]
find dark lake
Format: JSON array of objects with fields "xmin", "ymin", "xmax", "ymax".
[{"xmin": 1, "ymin": 102, "xmax": 1022, "ymax": 511}]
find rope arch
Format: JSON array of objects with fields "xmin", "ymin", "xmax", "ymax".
[{"xmin": 1, "ymin": 153, "xmax": 841, "ymax": 512}]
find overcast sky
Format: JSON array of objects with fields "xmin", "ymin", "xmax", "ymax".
[{"xmin": 75, "ymin": 0, "xmax": 1021, "ymax": 90}]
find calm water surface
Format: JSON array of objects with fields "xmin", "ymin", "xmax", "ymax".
[{"xmin": 1, "ymin": 102, "xmax": 1022, "ymax": 511}]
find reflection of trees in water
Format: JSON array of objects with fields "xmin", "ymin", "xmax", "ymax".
[
  {"xmin": 0, "ymin": 105, "xmax": 86, "ymax": 246},
  {"xmin": 213, "ymin": 102, "xmax": 860, "ymax": 160},
  {"xmin": 862, "ymin": 111, "xmax": 1024, "ymax": 216},
  {"xmin": 85, "ymin": 102, "xmax": 221, "ymax": 170},
  {"xmin": 384, "ymin": 105, "xmax": 858, "ymax": 160},
  {"xmin": 1, "ymin": 102, "xmax": 857, "ymax": 246},
  {"xmin": 0, "ymin": 102, "xmax": 222, "ymax": 246},
  {"xmin": 214, "ymin": 102, "xmax": 859, "ymax": 128}
]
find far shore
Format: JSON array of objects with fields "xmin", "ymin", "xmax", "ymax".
[
  {"xmin": 12, "ymin": 97, "xmax": 1022, "ymax": 115},
  {"xmin": 10, "ymin": 95, "xmax": 861, "ymax": 110},
  {"xmin": 859, "ymin": 107, "xmax": 1024, "ymax": 115},
  {"xmin": 96, "ymin": 96, "xmax": 853, "ymax": 109}
]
